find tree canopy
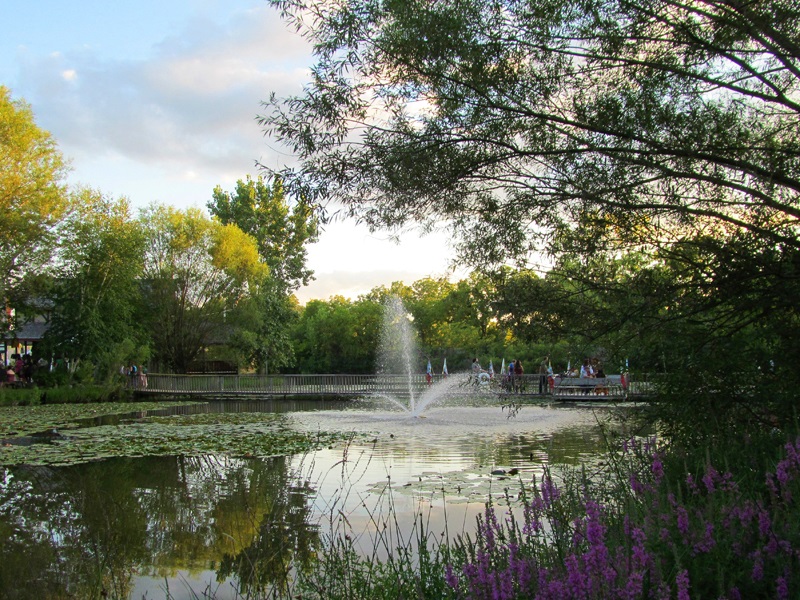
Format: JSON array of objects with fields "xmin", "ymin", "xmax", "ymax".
[
  {"xmin": 208, "ymin": 176, "xmax": 318, "ymax": 292},
  {"xmin": 0, "ymin": 86, "xmax": 69, "ymax": 312},
  {"xmin": 263, "ymin": 0, "xmax": 799, "ymax": 264},
  {"xmin": 42, "ymin": 188, "xmax": 148, "ymax": 380},
  {"xmin": 140, "ymin": 205, "xmax": 267, "ymax": 372}
]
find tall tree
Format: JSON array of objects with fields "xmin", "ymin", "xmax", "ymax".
[
  {"xmin": 0, "ymin": 86, "xmax": 69, "ymax": 322},
  {"xmin": 208, "ymin": 176, "xmax": 318, "ymax": 293},
  {"xmin": 42, "ymin": 188, "xmax": 148, "ymax": 380},
  {"xmin": 140, "ymin": 205, "xmax": 267, "ymax": 373},
  {"xmin": 263, "ymin": 0, "xmax": 799, "ymax": 265},
  {"xmin": 226, "ymin": 277, "xmax": 299, "ymax": 373},
  {"xmin": 208, "ymin": 176, "xmax": 319, "ymax": 373}
]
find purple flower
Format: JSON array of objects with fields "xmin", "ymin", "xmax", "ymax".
[
  {"xmin": 752, "ymin": 550, "xmax": 764, "ymax": 581},
  {"xmin": 630, "ymin": 474, "xmax": 646, "ymax": 495},
  {"xmin": 676, "ymin": 506, "xmax": 690, "ymax": 537},
  {"xmin": 758, "ymin": 509, "xmax": 771, "ymax": 537},
  {"xmin": 776, "ymin": 576, "xmax": 789, "ymax": 600},
  {"xmin": 702, "ymin": 466, "xmax": 719, "ymax": 493},
  {"xmin": 676, "ymin": 570, "xmax": 690, "ymax": 600},
  {"xmin": 445, "ymin": 564, "xmax": 460, "ymax": 590},
  {"xmin": 692, "ymin": 521, "xmax": 716, "ymax": 554},
  {"xmin": 540, "ymin": 473, "xmax": 561, "ymax": 507},
  {"xmin": 651, "ymin": 456, "xmax": 664, "ymax": 481}
]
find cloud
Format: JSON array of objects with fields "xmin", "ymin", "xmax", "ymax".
[{"xmin": 15, "ymin": 5, "xmax": 311, "ymax": 190}]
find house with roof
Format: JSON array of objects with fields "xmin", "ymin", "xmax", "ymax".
[{"xmin": 2, "ymin": 307, "xmax": 50, "ymax": 366}]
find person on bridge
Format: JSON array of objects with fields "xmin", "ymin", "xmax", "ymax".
[
  {"xmin": 514, "ymin": 360, "xmax": 524, "ymax": 393},
  {"xmin": 538, "ymin": 356, "xmax": 549, "ymax": 395}
]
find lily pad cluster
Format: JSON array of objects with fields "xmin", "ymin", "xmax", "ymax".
[
  {"xmin": 0, "ymin": 401, "xmax": 192, "ymax": 438},
  {"xmin": 363, "ymin": 464, "xmax": 545, "ymax": 506},
  {"xmin": 0, "ymin": 403, "xmax": 360, "ymax": 467}
]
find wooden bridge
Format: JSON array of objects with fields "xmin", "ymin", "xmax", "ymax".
[{"xmin": 134, "ymin": 373, "xmax": 648, "ymax": 401}]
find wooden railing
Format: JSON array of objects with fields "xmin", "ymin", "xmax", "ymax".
[
  {"xmin": 140, "ymin": 373, "xmax": 443, "ymax": 397},
  {"xmin": 134, "ymin": 373, "xmax": 648, "ymax": 399}
]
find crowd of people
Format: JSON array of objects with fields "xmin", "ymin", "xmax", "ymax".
[
  {"xmin": 121, "ymin": 364, "xmax": 148, "ymax": 389},
  {"xmin": 0, "ymin": 353, "xmax": 34, "ymax": 387},
  {"xmin": 469, "ymin": 355, "xmax": 613, "ymax": 395}
]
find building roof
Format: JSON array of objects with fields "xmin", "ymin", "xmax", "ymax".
[{"xmin": 3, "ymin": 321, "xmax": 49, "ymax": 342}]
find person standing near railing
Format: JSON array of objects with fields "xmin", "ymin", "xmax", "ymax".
[
  {"xmin": 514, "ymin": 359, "xmax": 524, "ymax": 393},
  {"xmin": 538, "ymin": 356, "xmax": 549, "ymax": 395},
  {"xmin": 580, "ymin": 359, "xmax": 595, "ymax": 394},
  {"xmin": 471, "ymin": 358, "xmax": 479, "ymax": 385}
]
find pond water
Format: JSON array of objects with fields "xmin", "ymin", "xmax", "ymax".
[{"xmin": 0, "ymin": 395, "xmax": 625, "ymax": 600}]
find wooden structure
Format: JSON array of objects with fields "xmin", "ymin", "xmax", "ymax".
[{"xmin": 134, "ymin": 373, "xmax": 647, "ymax": 400}]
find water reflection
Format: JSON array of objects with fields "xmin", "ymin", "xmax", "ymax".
[
  {"xmin": 1, "ymin": 454, "xmax": 320, "ymax": 599},
  {"xmin": 0, "ymin": 400, "xmax": 617, "ymax": 599}
]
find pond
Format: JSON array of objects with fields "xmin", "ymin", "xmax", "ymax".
[{"xmin": 0, "ymin": 395, "xmax": 627, "ymax": 600}]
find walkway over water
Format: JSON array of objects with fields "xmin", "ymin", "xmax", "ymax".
[{"xmin": 135, "ymin": 373, "xmax": 647, "ymax": 401}]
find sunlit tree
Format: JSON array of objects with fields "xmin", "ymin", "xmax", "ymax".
[
  {"xmin": 42, "ymin": 188, "xmax": 148, "ymax": 380},
  {"xmin": 140, "ymin": 205, "xmax": 267, "ymax": 372},
  {"xmin": 0, "ymin": 86, "xmax": 70, "ymax": 321},
  {"xmin": 208, "ymin": 175, "xmax": 318, "ymax": 292}
]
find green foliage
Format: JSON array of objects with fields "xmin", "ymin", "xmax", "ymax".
[
  {"xmin": 0, "ymin": 86, "xmax": 70, "ymax": 305},
  {"xmin": 139, "ymin": 204, "xmax": 267, "ymax": 373},
  {"xmin": 0, "ymin": 386, "xmax": 41, "ymax": 407},
  {"xmin": 208, "ymin": 175, "xmax": 318, "ymax": 292},
  {"xmin": 264, "ymin": 0, "xmax": 800, "ymax": 265},
  {"xmin": 262, "ymin": 0, "xmax": 800, "ymax": 427},
  {"xmin": 291, "ymin": 296, "xmax": 382, "ymax": 373},
  {"xmin": 40, "ymin": 188, "xmax": 149, "ymax": 383},
  {"xmin": 228, "ymin": 278, "xmax": 299, "ymax": 373},
  {"xmin": 207, "ymin": 176, "xmax": 319, "ymax": 373},
  {"xmin": 0, "ymin": 384, "xmax": 131, "ymax": 408}
]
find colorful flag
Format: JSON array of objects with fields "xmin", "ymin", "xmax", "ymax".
[
  {"xmin": 488, "ymin": 360, "xmax": 494, "ymax": 378},
  {"xmin": 442, "ymin": 358, "xmax": 448, "ymax": 377}
]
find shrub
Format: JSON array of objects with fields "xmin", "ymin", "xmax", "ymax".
[
  {"xmin": 39, "ymin": 384, "xmax": 131, "ymax": 405},
  {"xmin": 0, "ymin": 387, "xmax": 42, "ymax": 407},
  {"xmin": 445, "ymin": 435, "xmax": 800, "ymax": 599}
]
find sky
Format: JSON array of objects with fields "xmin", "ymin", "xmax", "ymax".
[{"xmin": 0, "ymin": 0, "xmax": 461, "ymax": 303}]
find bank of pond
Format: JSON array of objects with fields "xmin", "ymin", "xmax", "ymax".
[{"xmin": 0, "ymin": 395, "xmax": 797, "ymax": 599}]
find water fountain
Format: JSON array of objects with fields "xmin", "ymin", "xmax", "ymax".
[{"xmin": 376, "ymin": 296, "xmax": 471, "ymax": 417}]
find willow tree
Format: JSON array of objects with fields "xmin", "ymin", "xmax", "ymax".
[
  {"xmin": 263, "ymin": 0, "xmax": 798, "ymax": 255},
  {"xmin": 263, "ymin": 0, "xmax": 799, "ymax": 355},
  {"xmin": 262, "ymin": 0, "xmax": 800, "ymax": 436}
]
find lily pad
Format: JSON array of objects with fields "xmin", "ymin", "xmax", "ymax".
[
  {"xmin": 0, "ymin": 401, "xmax": 201, "ymax": 438},
  {"xmin": 0, "ymin": 409, "xmax": 361, "ymax": 467},
  {"xmin": 363, "ymin": 464, "xmax": 545, "ymax": 505}
]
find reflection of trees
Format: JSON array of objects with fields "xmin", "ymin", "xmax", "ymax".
[
  {"xmin": 1, "ymin": 467, "xmax": 63, "ymax": 599},
  {"xmin": 216, "ymin": 470, "xmax": 320, "ymax": 597},
  {"xmin": 0, "ymin": 453, "xmax": 322, "ymax": 599},
  {"xmin": 0, "ymin": 461, "xmax": 147, "ymax": 599}
]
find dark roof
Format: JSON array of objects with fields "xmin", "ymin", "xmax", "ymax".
[{"xmin": 4, "ymin": 321, "xmax": 49, "ymax": 342}]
